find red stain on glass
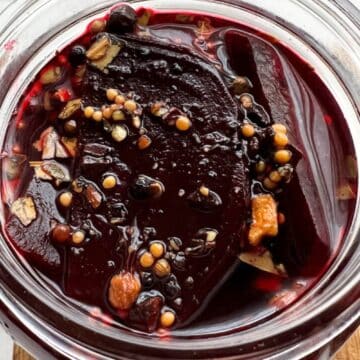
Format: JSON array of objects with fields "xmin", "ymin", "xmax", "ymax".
[{"xmin": 4, "ymin": 40, "xmax": 16, "ymax": 51}]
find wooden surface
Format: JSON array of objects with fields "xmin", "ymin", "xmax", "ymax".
[{"xmin": 12, "ymin": 328, "xmax": 360, "ymax": 359}]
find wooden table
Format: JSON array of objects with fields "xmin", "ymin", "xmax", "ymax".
[{"xmin": 13, "ymin": 327, "xmax": 360, "ymax": 359}]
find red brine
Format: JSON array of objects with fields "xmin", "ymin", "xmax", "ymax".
[{"xmin": 0, "ymin": 5, "xmax": 356, "ymax": 334}]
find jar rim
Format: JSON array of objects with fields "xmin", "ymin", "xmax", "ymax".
[{"xmin": 0, "ymin": 0, "xmax": 359, "ymax": 358}]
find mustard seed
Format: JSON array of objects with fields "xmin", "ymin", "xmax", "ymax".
[
  {"xmin": 176, "ymin": 116, "xmax": 192, "ymax": 131},
  {"xmin": 255, "ymin": 160, "xmax": 266, "ymax": 174},
  {"xmin": 199, "ymin": 185, "xmax": 210, "ymax": 197},
  {"xmin": 84, "ymin": 106, "xmax": 95, "ymax": 118},
  {"xmin": 58, "ymin": 191, "xmax": 73, "ymax": 207},
  {"xmin": 102, "ymin": 107, "xmax": 113, "ymax": 119},
  {"xmin": 263, "ymin": 177, "xmax": 277, "ymax": 190},
  {"xmin": 272, "ymin": 123, "xmax": 287, "ymax": 134},
  {"xmin": 112, "ymin": 110, "xmax": 125, "ymax": 121},
  {"xmin": 274, "ymin": 132, "xmax": 289, "ymax": 148},
  {"xmin": 274, "ymin": 150, "xmax": 292, "ymax": 164},
  {"xmin": 149, "ymin": 242, "xmax": 164, "ymax": 258},
  {"xmin": 160, "ymin": 311, "xmax": 175, "ymax": 328},
  {"xmin": 241, "ymin": 123, "xmax": 255, "ymax": 138},
  {"xmin": 102, "ymin": 175, "xmax": 117, "ymax": 189},
  {"xmin": 106, "ymin": 88, "xmax": 118, "ymax": 102},
  {"xmin": 124, "ymin": 99, "xmax": 137, "ymax": 113},
  {"xmin": 92, "ymin": 110, "xmax": 103, "ymax": 122},
  {"xmin": 269, "ymin": 171, "xmax": 282, "ymax": 183},
  {"xmin": 139, "ymin": 251, "xmax": 155, "ymax": 268},
  {"xmin": 111, "ymin": 125, "xmax": 127, "ymax": 142},
  {"xmin": 72, "ymin": 230, "xmax": 85, "ymax": 244},
  {"xmin": 115, "ymin": 95, "xmax": 126, "ymax": 105}
]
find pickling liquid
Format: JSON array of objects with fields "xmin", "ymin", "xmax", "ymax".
[{"xmin": 0, "ymin": 7, "xmax": 356, "ymax": 337}]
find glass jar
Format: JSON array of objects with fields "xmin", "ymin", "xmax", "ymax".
[{"xmin": 0, "ymin": 0, "xmax": 359, "ymax": 359}]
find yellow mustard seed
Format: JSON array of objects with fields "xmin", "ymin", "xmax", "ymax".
[
  {"xmin": 72, "ymin": 230, "xmax": 85, "ymax": 244},
  {"xmin": 58, "ymin": 191, "xmax": 73, "ymax": 207},
  {"xmin": 92, "ymin": 110, "xmax": 103, "ymax": 122},
  {"xmin": 149, "ymin": 242, "xmax": 164, "ymax": 258},
  {"xmin": 102, "ymin": 107, "xmax": 113, "ymax": 120},
  {"xmin": 175, "ymin": 116, "xmax": 192, "ymax": 131},
  {"xmin": 124, "ymin": 100, "xmax": 137, "ymax": 113},
  {"xmin": 269, "ymin": 171, "xmax": 282, "ymax": 183},
  {"xmin": 160, "ymin": 311, "xmax": 175, "ymax": 328},
  {"xmin": 112, "ymin": 110, "xmax": 125, "ymax": 121},
  {"xmin": 139, "ymin": 251, "xmax": 155, "ymax": 268},
  {"xmin": 263, "ymin": 177, "xmax": 278, "ymax": 190},
  {"xmin": 102, "ymin": 175, "xmax": 117, "ymax": 189},
  {"xmin": 199, "ymin": 186, "xmax": 210, "ymax": 197},
  {"xmin": 111, "ymin": 125, "xmax": 127, "ymax": 142},
  {"xmin": 272, "ymin": 123, "xmax": 287, "ymax": 134},
  {"xmin": 106, "ymin": 88, "xmax": 118, "ymax": 102},
  {"xmin": 274, "ymin": 132, "xmax": 289, "ymax": 148},
  {"xmin": 274, "ymin": 150, "xmax": 292, "ymax": 164},
  {"xmin": 241, "ymin": 123, "xmax": 255, "ymax": 138},
  {"xmin": 115, "ymin": 94, "xmax": 126, "ymax": 105},
  {"xmin": 84, "ymin": 106, "xmax": 95, "ymax": 118}
]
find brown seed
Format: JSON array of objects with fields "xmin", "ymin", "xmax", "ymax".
[
  {"xmin": 102, "ymin": 175, "xmax": 117, "ymax": 189},
  {"xmin": 176, "ymin": 116, "xmax": 192, "ymax": 131},
  {"xmin": 151, "ymin": 102, "xmax": 168, "ymax": 117},
  {"xmin": 72, "ymin": 179, "xmax": 83, "ymax": 193},
  {"xmin": 240, "ymin": 94, "xmax": 253, "ymax": 109},
  {"xmin": 64, "ymin": 120, "xmax": 77, "ymax": 134},
  {"xmin": 84, "ymin": 106, "xmax": 95, "ymax": 118},
  {"xmin": 160, "ymin": 311, "xmax": 175, "ymax": 328},
  {"xmin": 140, "ymin": 251, "xmax": 155, "ymax": 268},
  {"xmin": 154, "ymin": 259, "xmax": 171, "ymax": 278},
  {"xmin": 92, "ymin": 110, "xmax": 103, "ymax": 122},
  {"xmin": 72, "ymin": 230, "xmax": 85, "ymax": 244},
  {"xmin": 278, "ymin": 212, "xmax": 286, "ymax": 225},
  {"xmin": 274, "ymin": 150, "xmax": 292, "ymax": 164},
  {"xmin": 149, "ymin": 242, "xmax": 164, "ymax": 258},
  {"xmin": 90, "ymin": 19, "xmax": 107, "ymax": 34},
  {"xmin": 124, "ymin": 100, "xmax": 137, "ymax": 113},
  {"xmin": 263, "ymin": 177, "xmax": 277, "ymax": 190},
  {"xmin": 52, "ymin": 224, "xmax": 71, "ymax": 243},
  {"xmin": 106, "ymin": 88, "xmax": 118, "ymax": 102},
  {"xmin": 112, "ymin": 110, "xmax": 125, "ymax": 121},
  {"xmin": 138, "ymin": 135, "xmax": 152, "ymax": 150},
  {"xmin": 241, "ymin": 123, "xmax": 255, "ymax": 138},
  {"xmin": 58, "ymin": 191, "xmax": 73, "ymax": 207},
  {"xmin": 272, "ymin": 123, "xmax": 287, "ymax": 134},
  {"xmin": 274, "ymin": 132, "xmax": 289, "ymax": 148},
  {"xmin": 269, "ymin": 171, "xmax": 282, "ymax": 183},
  {"xmin": 256, "ymin": 161, "xmax": 266, "ymax": 174},
  {"xmin": 231, "ymin": 76, "xmax": 250, "ymax": 95},
  {"xmin": 108, "ymin": 271, "xmax": 141, "ymax": 311}
]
